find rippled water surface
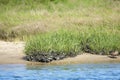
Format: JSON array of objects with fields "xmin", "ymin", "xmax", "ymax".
[{"xmin": 0, "ymin": 63, "xmax": 120, "ymax": 80}]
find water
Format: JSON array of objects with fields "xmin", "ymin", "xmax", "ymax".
[{"xmin": 0, "ymin": 63, "xmax": 120, "ymax": 80}]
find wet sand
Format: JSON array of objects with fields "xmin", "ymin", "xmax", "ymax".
[{"xmin": 0, "ymin": 41, "xmax": 120, "ymax": 65}]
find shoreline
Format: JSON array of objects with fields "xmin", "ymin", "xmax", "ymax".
[{"xmin": 0, "ymin": 41, "xmax": 120, "ymax": 65}]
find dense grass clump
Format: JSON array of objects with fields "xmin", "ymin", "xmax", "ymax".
[
  {"xmin": 25, "ymin": 30, "xmax": 83, "ymax": 62},
  {"xmin": 25, "ymin": 30, "xmax": 82, "ymax": 56},
  {"xmin": 25, "ymin": 28, "xmax": 120, "ymax": 62},
  {"xmin": 80, "ymin": 27, "xmax": 120, "ymax": 54}
]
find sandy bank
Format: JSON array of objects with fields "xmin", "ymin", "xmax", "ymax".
[{"xmin": 0, "ymin": 41, "xmax": 120, "ymax": 65}]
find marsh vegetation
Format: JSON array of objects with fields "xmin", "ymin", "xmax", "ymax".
[{"xmin": 0, "ymin": 0, "xmax": 120, "ymax": 62}]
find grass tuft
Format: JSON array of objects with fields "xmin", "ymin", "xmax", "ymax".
[
  {"xmin": 25, "ymin": 28, "xmax": 120, "ymax": 56},
  {"xmin": 25, "ymin": 30, "xmax": 82, "ymax": 56}
]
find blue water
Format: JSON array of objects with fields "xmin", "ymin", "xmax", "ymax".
[{"xmin": 0, "ymin": 63, "xmax": 120, "ymax": 80}]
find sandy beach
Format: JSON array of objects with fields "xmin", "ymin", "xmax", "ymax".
[{"xmin": 0, "ymin": 41, "xmax": 120, "ymax": 65}]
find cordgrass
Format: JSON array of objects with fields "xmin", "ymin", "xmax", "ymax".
[
  {"xmin": 25, "ymin": 27, "xmax": 120, "ymax": 55},
  {"xmin": 25, "ymin": 30, "xmax": 82, "ymax": 56}
]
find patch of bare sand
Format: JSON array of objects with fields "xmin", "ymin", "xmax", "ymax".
[
  {"xmin": 0, "ymin": 41, "xmax": 28, "ymax": 64},
  {"xmin": 0, "ymin": 41, "xmax": 120, "ymax": 65}
]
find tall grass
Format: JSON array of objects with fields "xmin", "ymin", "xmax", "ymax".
[
  {"xmin": 25, "ymin": 30, "xmax": 82, "ymax": 56},
  {"xmin": 80, "ymin": 26, "xmax": 120, "ymax": 54},
  {"xmin": 25, "ymin": 27, "xmax": 120, "ymax": 56}
]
